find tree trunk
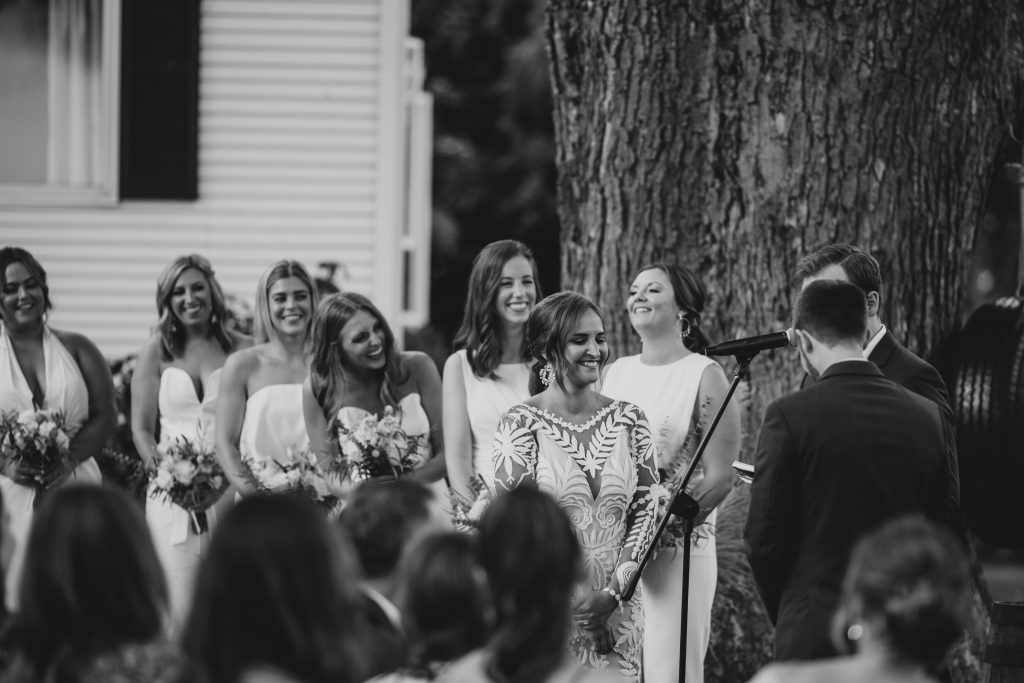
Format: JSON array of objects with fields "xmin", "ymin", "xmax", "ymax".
[{"xmin": 547, "ymin": 1, "xmax": 1024, "ymax": 680}]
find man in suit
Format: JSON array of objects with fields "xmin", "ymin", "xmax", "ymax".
[
  {"xmin": 339, "ymin": 478, "xmax": 448, "ymax": 677},
  {"xmin": 744, "ymin": 280, "xmax": 956, "ymax": 661},
  {"xmin": 795, "ymin": 243, "xmax": 960, "ymax": 523}
]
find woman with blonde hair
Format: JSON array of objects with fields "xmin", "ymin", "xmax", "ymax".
[
  {"xmin": 132, "ymin": 254, "xmax": 252, "ymax": 628},
  {"xmin": 216, "ymin": 260, "xmax": 318, "ymax": 497}
]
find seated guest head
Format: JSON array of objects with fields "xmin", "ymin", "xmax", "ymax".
[
  {"xmin": 309, "ymin": 292, "xmax": 405, "ymax": 414},
  {"xmin": 155, "ymin": 253, "xmax": 233, "ymax": 359},
  {"xmin": 253, "ymin": 259, "xmax": 318, "ymax": 344},
  {"xmin": 0, "ymin": 246, "xmax": 53, "ymax": 324},
  {"xmin": 478, "ymin": 486, "xmax": 581, "ymax": 683},
  {"xmin": 833, "ymin": 515, "xmax": 970, "ymax": 672},
  {"xmin": 11, "ymin": 485, "xmax": 168, "ymax": 678},
  {"xmin": 339, "ymin": 478, "xmax": 443, "ymax": 592},
  {"xmin": 793, "ymin": 279, "xmax": 868, "ymax": 379},
  {"xmin": 393, "ymin": 531, "xmax": 493, "ymax": 676},
  {"xmin": 524, "ymin": 291, "xmax": 607, "ymax": 395},
  {"xmin": 180, "ymin": 494, "xmax": 368, "ymax": 683},
  {"xmin": 796, "ymin": 243, "xmax": 884, "ymax": 322}
]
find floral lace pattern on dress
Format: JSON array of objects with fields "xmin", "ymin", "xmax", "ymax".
[{"xmin": 492, "ymin": 400, "xmax": 659, "ymax": 681}]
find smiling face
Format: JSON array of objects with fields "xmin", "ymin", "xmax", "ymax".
[
  {"xmin": 558, "ymin": 309, "xmax": 608, "ymax": 389},
  {"xmin": 169, "ymin": 267, "xmax": 212, "ymax": 328},
  {"xmin": 627, "ymin": 267, "xmax": 680, "ymax": 334},
  {"xmin": 494, "ymin": 255, "xmax": 538, "ymax": 328},
  {"xmin": 267, "ymin": 276, "xmax": 313, "ymax": 338},
  {"xmin": 1, "ymin": 262, "xmax": 47, "ymax": 330},
  {"xmin": 339, "ymin": 308, "xmax": 387, "ymax": 371}
]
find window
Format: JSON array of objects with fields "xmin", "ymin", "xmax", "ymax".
[{"xmin": 0, "ymin": 0, "xmax": 120, "ymax": 205}]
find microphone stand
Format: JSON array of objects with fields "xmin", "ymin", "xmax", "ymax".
[{"xmin": 621, "ymin": 350, "xmax": 758, "ymax": 683}]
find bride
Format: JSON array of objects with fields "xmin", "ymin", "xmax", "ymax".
[{"xmin": 303, "ymin": 293, "xmax": 445, "ymax": 492}]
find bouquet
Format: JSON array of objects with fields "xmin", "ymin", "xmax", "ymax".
[
  {"xmin": 0, "ymin": 409, "xmax": 75, "ymax": 507},
  {"xmin": 149, "ymin": 434, "xmax": 228, "ymax": 533},
  {"xmin": 242, "ymin": 446, "xmax": 340, "ymax": 516},
  {"xmin": 450, "ymin": 475, "xmax": 492, "ymax": 533},
  {"xmin": 331, "ymin": 405, "xmax": 418, "ymax": 482}
]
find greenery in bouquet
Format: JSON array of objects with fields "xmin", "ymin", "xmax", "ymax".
[
  {"xmin": 149, "ymin": 435, "xmax": 228, "ymax": 517},
  {"xmin": 0, "ymin": 409, "xmax": 75, "ymax": 507},
  {"xmin": 450, "ymin": 475, "xmax": 492, "ymax": 532},
  {"xmin": 331, "ymin": 405, "xmax": 416, "ymax": 482},
  {"xmin": 242, "ymin": 447, "xmax": 340, "ymax": 516}
]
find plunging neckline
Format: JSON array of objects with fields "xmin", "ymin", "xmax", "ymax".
[
  {"xmin": 162, "ymin": 366, "xmax": 221, "ymax": 404},
  {"xmin": 4, "ymin": 325, "xmax": 49, "ymax": 410}
]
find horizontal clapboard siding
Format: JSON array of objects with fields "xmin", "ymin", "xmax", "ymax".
[{"xmin": 0, "ymin": 0, "xmax": 403, "ymax": 359}]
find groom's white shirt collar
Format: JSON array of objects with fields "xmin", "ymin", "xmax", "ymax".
[{"xmin": 863, "ymin": 323, "xmax": 887, "ymax": 358}]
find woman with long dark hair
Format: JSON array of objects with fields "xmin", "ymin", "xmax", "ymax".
[
  {"xmin": 602, "ymin": 263, "xmax": 738, "ymax": 683},
  {"xmin": 1, "ymin": 486, "xmax": 176, "ymax": 682},
  {"xmin": 216, "ymin": 260, "xmax": 318, "ymax": 497},
  {"xmin": 303, "ymin": 292, "xmax": 445, "ymax": 490},
  {"xmin": 0, "ymin": 247, "xmax": 116, "ymax": 612},
  {"xmin": 442, "ymin": 240, "xmax": 539, "ymax": 502},
  {"xmin": 132, "ymin": 254, "xmax": 252, "ymax": 628},
  {"xmin": 179, "ymin": 494, "xmax": 369, "ymax": 683},
  {"xmin": 491, "ymin": 292, "xmax": 658, "ymax": 681}
]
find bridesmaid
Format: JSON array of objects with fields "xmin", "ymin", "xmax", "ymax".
[
  {"xmin": 131, "ymin": 254, "xmax": 252, "ymax": 628},
  {"xmin": 216, "ymin": 260, "xmax": 318, "ymax": 497},
  {"xmin": 442, "ymin": 240, "xmax": 538, "ymax": 502},
  {"xmin": 602, "ymin": 263, "xmax": 739, "ymax": 683},
  {"xmin": 302, "ymin": 292, "xmax": 445, "ymax": 491},
  {"xmin": 0, "ymin": 247, "xmax": 115, "ymax": 611}
]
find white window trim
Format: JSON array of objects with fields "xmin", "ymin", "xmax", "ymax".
[{"xmin": 0, "ymin": 0, "xmax": 121, "ymax": 207}]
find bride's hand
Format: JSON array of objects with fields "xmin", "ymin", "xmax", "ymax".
[
  {"xmin": 572, "ymin": 589, "xmax": 618, "ymax": 628},
  {"xmin": 582, "ymin": 623, "xmax": 614, "ymax": 655}
]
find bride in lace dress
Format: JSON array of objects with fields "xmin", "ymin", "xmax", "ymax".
[
  {"xmin": 492, "ymin": 292, "xmax": 659, "ymax": 682},
  {"xmin": 303, "ymin": 293, "xmax": 445, "ymax": 494}
]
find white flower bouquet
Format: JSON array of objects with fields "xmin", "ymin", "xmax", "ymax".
[
  {"xmin": 332, "ymin": 405, "xmax": 417, "ymax": 482},
  {"xmin": 242, "ymin": 446, "xmax": 340, "ymax": 516},
  {"xmin": 149, "ymin": 434, "xmax": 228, "ymax": 533},
  {"xmin": 450, "ymin": 475, "xmax": 492, "ymax": 533},
  {"xmin": 0, "ymin": 409, "xmax": 74, "ymax": 506}
]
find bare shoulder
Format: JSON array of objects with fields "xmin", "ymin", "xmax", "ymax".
[
  {"xmin": 221, "ymin": 344, "xmax": 263, "ymax": 377},
  {"xmin": 401, "ymin": 350, "xmax": 440, "ymax": 378},
  {"xmin": 51, "ymin": 328, "xmax": 104, "ymax": 362},
  {"xmin": 229, "ymin": 330, "xmax": 255, "ymax": 351}
]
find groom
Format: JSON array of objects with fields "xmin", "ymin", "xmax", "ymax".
[{"xmin": 744, "ymin": 280, "xmax": 955, "ymax": 661}]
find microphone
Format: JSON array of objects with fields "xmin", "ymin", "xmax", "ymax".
[{"xmin": 705, "ymin": 329, "xmax": 796, "ymax": 356}]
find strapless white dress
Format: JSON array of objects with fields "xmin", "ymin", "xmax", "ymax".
[
  {"xmin": 0, "ymin": 324, "xmax": 102, "ymax": 611},
  {"xmin": 239, "ymin": 383, "xmax": 309, "ymax": 468},
  {"xmin": 146, "ymin": 366, "xmax": 223, "ymax": 630}
]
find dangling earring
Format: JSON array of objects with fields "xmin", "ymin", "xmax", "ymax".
[
  {"xmin": 539, "ymin": 363, "xmax": 555, "ymax": 387},
  {"xmin": 846, "ymin": 622, "xmax": 864, "ymax": 642},
  {"xmin": 679, "ymin": 315, "xmax": 693, "ymax": 340}
]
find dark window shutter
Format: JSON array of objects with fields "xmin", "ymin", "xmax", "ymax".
[{"xmin": 119, "ymin": 0, "xmax": 200, "ymax": 200}]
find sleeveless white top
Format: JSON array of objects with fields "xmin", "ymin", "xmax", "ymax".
[
  {"xmin": 159, "ymin": 366, "xmax": 220, "ymax": 450},
  {"xmin": 0, "ymin": 323, "xmax": 102, "ymax": 610},
  {"xmin": 455, "ymin": 349, "xmax": 530, "ymax": 487},
  {"xmin": 239, "ymin": 383, "xmax": 309, "ymax": 466}
]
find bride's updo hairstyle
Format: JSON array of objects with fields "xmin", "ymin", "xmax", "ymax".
[
  {"xmin": 453, "ymin": 240, "xmax": 541, "ymax": 379},
  {"xmin": 253, "ymin": 259, "xmax": 318, "ymax": 344},
  {"xmin": 309, "ymin": 292, "xmax": 408, "ymax": 417},
  {"xmin": 833, "ymin": 516, "xmax": 970, "ymax": 671},
  {"xmin": 634, "ymin": 263, "xmax": 710, "ymax": 354},
  {"xmin": 525, "ymin": 291, "xmax": 606, "ymax": 395},
  {"xmin": 155, "ymin": 254, "xmax": 233, "ymax": 360}
]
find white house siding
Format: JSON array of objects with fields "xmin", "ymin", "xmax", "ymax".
[{"xmin": 0, "ymin": 0, "xmax": 410, "ymax": 360}]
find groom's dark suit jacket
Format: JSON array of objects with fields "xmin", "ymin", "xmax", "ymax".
[{"xmin": 745, "ymin": 360, "xmax": 954, "ymax": 661}]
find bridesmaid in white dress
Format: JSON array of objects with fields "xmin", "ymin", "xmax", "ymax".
[
  {"xmin": 131, "ymin": 254, "xmax": 252, "ymax": 628},
  {"xmin": 0, "ymin": 247, "xmax": 116, "ymax": 611},
  {"xmin": 492, "ymin": 292, "xmax": 659, "ymax": 682},
  {"xmin": 217, "ymin": 260, "xmax": 318, "ymax": 497},
  {"xmin": 442, "ymin": 240, "xmax": 537, "ymax": 502},
  {"xmin": 303, "ymin": 293, "xmax": 445, "ymax": 492},
  {"xmin": 602, "ymin": 263, "xmax": 739, "ymax": 683}
]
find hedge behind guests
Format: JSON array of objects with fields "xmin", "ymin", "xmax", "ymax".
[{"xmin": 0, "ymin": 486, "xmax": 177, "ymax": 683}]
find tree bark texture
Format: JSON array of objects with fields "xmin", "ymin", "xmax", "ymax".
[{"xmin": 547, "ymin": 1, "xmax": 1024, "ymax": 681}]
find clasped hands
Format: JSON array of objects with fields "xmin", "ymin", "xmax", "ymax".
[
  {"xmin": 573, "ymin": 589, "xmax": 619, "ymax": 655},
  {"xmin": 3, "ymin": 459, "xmax": 70, "ymax": 490}
]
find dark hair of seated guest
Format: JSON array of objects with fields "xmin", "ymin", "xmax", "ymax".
[
  {"xmin": 7, "ymin": 485, "xmax": 168, "ymax": 680},
  {"xmin": 478, "ymin": 486, "xmax": 581, "ymax": 683},
  {"xmin": 340, "ymin": 478, "xmax": 434, "ymax": 579},
  {"xmin": 178, "ymin": 495, "xmax": 369, "ymax": 683},
  {"xmin": 394, "ymin": 531, "xmax": 493, "ymax": 678}
]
